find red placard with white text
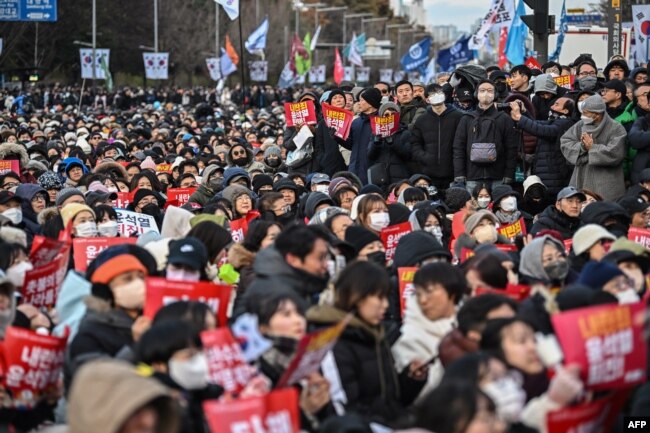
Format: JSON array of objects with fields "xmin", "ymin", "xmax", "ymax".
[
  {"xmin": 230, "ymin": 210, "xmax": 261, "ymax": 243},
  {"xmin": 201, "ymin": 328, "xmax": 257, "ymax": 394},
  {"xmin": 370, "ymin": 113, "xmax": 400, "ymax": 138},
  {"xmin": 284, "ymin": 100, "xmax": 317, "ymax": 127},
  {"xmin": 553, "ymin": 75, "xmax": 576, "ymax": 90},
  {"xmin": 398, "ymin": 267, "xmax": 418, "ymax": 317},
  {"xmin": 115, "ymin": 191, "xmax": 132, "ymax": 209},
  {"xmin": 22, "ymin": 252, "xmax": 70, "ymax": 309},
  {"xmin": 381, "ymin": 222, "xmax": 412, "ymax": 264},
  {"xmin": 497, "ymin": 217, "xmax": 526, "ymax": 240},
  {"xmin": 546, "ymin": 390, "xmax": 628, "ymax": 433},
  {"xmin": 627, "ymin": 227, "xmax": 650, "ymax": 249},
  {"xmin": 551, "ymin": 302, "xmax": 647, "ymax": 390},
  {"xmin": 322, "ymin": 102, "xmax": 353, "ymax": 140},
  {"xmin": 1, "ymin": 326, "xmax": 68, "ymax": 408},
  {"xmin": 73, "ymin": 237, "xmax": 137, "ymax": 272},
  {"xmin": 29, "ymin": 236, "xmax": 68, "ymax": 267},
  {"xmin": 0, "ymin": 160, "xmax": 20, "ymax": 175},
  {"xmin": 166, "ymin": 187, "xmax": 197, "ymax": 206},
  {"xmin": 203, "ymin": 388, "xmax": 300, "ymax": 433},
  {"xmin": 143, "ymin": 277, "xmax": 231, "ymax": 327},
  {"xmin": 525, "ymin": 56, "xmax": 542, "ymax": 70}
]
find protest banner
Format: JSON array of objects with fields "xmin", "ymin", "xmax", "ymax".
[
  {"xmin": 398, "ymin": 267, "xmax": 418, "ymax": 316},
  {"xmin": 627, "ymin": 227, "xmax": 650, "ymax": 249},
  {"xmin": 230, "ymin": 210, "xmax": 260, "ymax": 243},
  {"xmin": 381, "ymin": 222, "xmax": 412, "ymax": 264},
  {"xmin": 1, "ymin": 326, "xmax": 68, "ymax": 408},
  {"xmin": 203, "ymin": 388, "xmax": 300, "ymax": 433},
  {"xmin": 553, "ymin": 75, "xmax": 575, "ymax": 90},
  {"xmin": 166, "ymin": 187, "xmax": 197, "ymax": 206},
  {"xmin": 321, "ymin": 102, "xmax": 353, "ymax": 140},
  {"xmin": 284, "ymin": 100, "xmax": 317, "ymax": 127},
  {"xmin": 29, "ymin": 236, "xmax": 69, "ymax": 267},
  {"xmin": 22, "ymin": 252, "xmax": 70, "ymax": 309},
  {"xmin": 116, "ymin": 209, "xmax": 159, "ymax": 237},
  {"xmin": 115, "ymin": 192, "xmax": 132, "ymax": 209},
  {"xmin": 459, "ymin": 247, "xmax": 475, "ymax": 263},
  {"xmin": 155, "ymin": 163, "xmax": 172, "ymax": 173},
  {"xmin": 276, "ymin": 315, "xmax": 351, "ymax": 388},
  {"xmin": 370, "ymin": 112, "xmax": 400, "ymax": 138},
  {"xmin": 201, "ymin": 328, "xmax": 256, "ymax": 394},
  {"xmin": 497, "ymin": 217, "xmax": 526, "ymax": 240},
  {"xmin": 525, "ymin": 56, "xmax": 542, "ymax": 70},
  {"xmin": 551, "ymin": 302, "xmax": 647, "ymax": 390},
  {"xmin": 143, "ymin": 277, "xmax": 231, "ymax": 326},
  {"xmin": 0, "ymin": 160, "xmax": 20, "ymax": 175},
  {"xmin": 475, "ymin": 283, "xmax": 532, "ymax": 302},
  {"xmin": 546, "ymin": 390, "xmax": 628, "ymax": 433},
  {"xmin": 73, "ymin": 237, "xmax": 137, "ymax": 272}
]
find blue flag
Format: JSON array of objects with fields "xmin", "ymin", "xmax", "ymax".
[
  {"xmin": 245, "ymin": 16, "xmax": 269, "ymax": 55},
  {"xmin": 436, "ymin": 35, "xmax": 474, "ymax": 72},
  {"xmin": 549, "ymin": 0, "xmax": 567, "ymax": 62},
  {"xmin": 400, "ymin": 37, "xmax": 432, "ymax": 72},
  {"xmin": 505, "ymin": 0, "xmax": 527, "ymax": 66},
  {"xmin": 220, "ymin": 48, "xmax": 237, "ymax": 77}
]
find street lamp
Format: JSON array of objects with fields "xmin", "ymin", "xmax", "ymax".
[
  {"xmin": 293, "ymin": 1, "xmax": 326, "ymax": 35},
  {"xmin": 313, "ymin": 6, "xmax": 348, "ymax": 65}
]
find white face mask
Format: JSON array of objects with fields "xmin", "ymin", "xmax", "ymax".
[
  {"xmin": 169, "ymin": 353, "xmax": 209, "ymax": 390},
  {"xmin": 616, "ymin": 288, "xmax": 640, "ymax": 305},
  {"xmin": 315, "ymin": 184, "xmax": 329, "ymax": 195},
  {"xmin": 97, "ymin": 220, "xmax": 119, "ymax": 237},
  {"xmin": 500, "ymin": 196, "xmax": 517, "ymax": 212},
  {"xmin": 2, "ymin": 208, "xmax": 22, "ymax": 225},
  {"xmin": 577, "ymin": 101, "xmax": 585, "ymax": 113},
  {"xmin": 424, "ymin": 225, "xmax": 443, "ymax": 241},
  {"xmin": 368, "ymin": 212, "xmax": 390, "ymax": 231},
  {"xmin": 482, "ymin": 375, "xmax": 527, "ymax": 423},
  {"xmin": 112, "ymin": 278, "xmax": 146, "ymax": 310},
  {"xmin": 581, "ymin": 115, "xmax": 594, "ymax": 125},
  {"xmin": 6, "ymin": 261, "xmax": 34, "ymax": 288},
  {"xmin": 477, "ymin": 197, "xmax": 491, "ymax": 209},
  {"xmin": 167, "ymin": 268, "xmax": 201, "ymax": 282},
  {"xmin": 428, "ymin": 93, "xmax": 446, "ymax": 105},
  {"xmin": 107, "ymin": 186, "xmax": 119, "ymax": 193},
  {"xmin": 75, "ymin": 221, "xmax": 98, "ymax": 238}
]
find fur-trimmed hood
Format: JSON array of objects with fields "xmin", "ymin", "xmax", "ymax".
[
  {"xmin": 94, "ymin": 160, "xmax": 128, "ymax": 179},
  {"xmin": 0, "ymin": 142, "xmax": 29, "ymax": 167},
  {"xmin": 37, "ymin": 206, "xmax": 60, "ymax": 225},
  {"xmin": 227, "ymin": 242, "xmax": 256, "ymax": 269}
]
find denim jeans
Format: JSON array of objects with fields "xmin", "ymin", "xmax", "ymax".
[{"xmin": 465, "ymin": 179, "xmax": 503, "ymax": 195}]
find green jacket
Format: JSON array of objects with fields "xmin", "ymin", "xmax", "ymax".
[{"xmin": 614, "ymin": 102, "xmax": 638, "ymax": 181}]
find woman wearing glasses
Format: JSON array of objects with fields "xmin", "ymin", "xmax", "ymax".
[{"xmin": 15, "ymin": 183, "xmax": 49, "ymax": 248}]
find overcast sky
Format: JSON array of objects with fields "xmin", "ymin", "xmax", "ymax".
[{"xmin": 425, "ymin": 0, "xmax": 598, "ymax": 32}]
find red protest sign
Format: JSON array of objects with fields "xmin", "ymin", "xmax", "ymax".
[
  {"xmin": 284, "ymin": 100, "xmax": 317, "ymax": 127},
  {"xmin": 398, "ymin": 267, "xmax": 418, "ymax": 317},
  {"xmin": 230, "ymin": 210, "xmax": 261, "ymax": 243},
  {"xmin": 22, "ymin": 251, "xmax": 70, "ymax": 309},
  {"xmin": 166, "ymin": 187, "xmax": 197, "ymax": 206},
  {"xmin": 115, "ymin": 191, "xmax": 132, "ymax": 209},
  {"xmin": 277, "ymin": 316, "xmax": 350, "ymax": 388},
  {"xmin": 201, "ymin": 328, "xmax": 257, "ymax": 394},
  {"xmin": 29, "ymin": 236, "xmax": 69, "ymax": 267},
  {"xmin": 73, "ymin": 237, "xmax": 137, "ymax": 272},
  {"xmin": 459, "ymin": 247, "xmax": 475, "ymax": 263},
  {"xmin": 628, "ymin": 227, "xmax": 650, "ymax": 249},
  {"xmin": 551, "ymin": 302, "xmax": 647, "ymax": 390},
  {"xmin": 546, "ymin": 390, "xmax": 628, "ymax": 433},
  {"xmin": 497, "ymin": 217, "xmax": 526, "ymax": 240},
  {"xmin": 553, "ymin": 74, "xmax": 575, "ymax": 90},
  {"xmin": 525, "ymin": 56, "xmax": 542, "ymax": 70},
  {"xmin": 474, "ymin": 283, "xmax": 531, "ymax": 302},
  {"xmin": 563, "ymin": 239, "xmax": 573, "ymax": 254},
  {"xmin": 203, "ymin": 388, "xmax": 300, "ymax": 433},
  {"xmin": 370, "ymin": 112, "xmax": 400, "ymax": 138},
  {"xmin": 322, "ymin": 102, "xmax": 353, "ymax": 140},
  {"xmin": 155, "ymin": 163, "xmax": 172, "ymax": 173},
  {"xmin": 381, "ymin": 222, "xmax": 412, "ymax": 264},
  {"xmin": 0, "ymin": 160, "xmax": 20, "ymax": 175},
  {"xmin": 1, "ymin": 326, "xmax": 68, "ymax": 408},
  {"xmin": 143, "ymin": 277, "xmax": 231, "ymax": 326}
]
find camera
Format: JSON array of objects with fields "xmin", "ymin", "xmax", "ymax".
[{"xmin": 495, "ymin": 103, "xmax": 512, "ymax": 111}]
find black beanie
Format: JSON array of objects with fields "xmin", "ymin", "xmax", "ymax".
[
  {"xmin": 252, "ymin": 174, "xmax": 273, "ymax": 194},
  {"xmin": 327, "ymin": 89, "xmax": 346, "ymax": 104},
  {"xmin": 360, "ymin": 88, "xmax": 382, "ymax": 110},
  {"xmin": 445, "ymin": 187, "xmax": 471, "ymax": 213},
  {"xmin": 345, "ymin": 225, "xmax": 381, "ymax": 255},
  {"xmin": 388, "ymin": 203, "xmax": 410, "ymax": 225}
]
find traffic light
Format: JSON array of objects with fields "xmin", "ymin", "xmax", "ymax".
[{"xmin": 521, "ymin": 0, "xmax": 552, "ymax": 35}]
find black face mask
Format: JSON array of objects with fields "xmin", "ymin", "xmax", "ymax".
[
  {"xmin": 276, "ymin": 210, "xmax": 295, "ymax": 226},
  {"xmin": 548, "ymin": 110, "xmax": 567, "ymax": 120},
  {"xmin": 140, "ymin": 203, "xmax": 160, "ymax": 217},
  {"xmin": 495, "ymin": 81, "xmax": 509, "ymax": 97},
  {"xmin": 266, "ymin": 158, "xmax": 281, "ymax": 168},
  {"xmin": 233, "ymin": 157, "xmax": 248, "ymax": 166},
  {"xmin": 367, "ymin": 251, "xmax": 387, "ymax": 266},
  {"xmin": 209, "ymin": 179, "xmax": 222, "ymax": 191}
]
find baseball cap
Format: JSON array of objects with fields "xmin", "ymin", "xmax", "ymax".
[
  {"xmin": 167, "ymin": 237, "xmax": 208, "ymax": 271},
  {"xmin": 617, "ymin": 196, "xmax": 650, "ymax": 215},
  {"xmin": 557, "ymin": 186, "xmax": 586, "ymax": 201},
  {"xmin": 603, "ymin": 79, "xmax": 627, "ymax": 96},
  {"xmin": 311, "ymin": 173, "xmax": 330, "ymax": 185}
]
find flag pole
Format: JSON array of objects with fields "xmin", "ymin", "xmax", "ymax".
[{"xmin": 238, "ymin": 16, "xmax": 247, "ymax": 108}]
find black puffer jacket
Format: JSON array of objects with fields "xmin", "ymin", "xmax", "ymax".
[
  {"xmin": 515, "ymin": 115, "xmax": 575, "ymax": 197},
  {"xmin": 367, "ymin": 123, "xmax": 411, "ymax": 186},
  {"xmin": 452, "ymin": 105, "xmax": 518, "ymax": 181},
  {"xmin": 314, "ymin": 119, "xmax": 348, "ymax": 176},
  {"xmin": 529, "ymin": 205, "xmax": 581, "ymax": 240},
  {"xmin": 411, "ymin": 105, "xmax": 464, "ymax": 180},
  {"xmin": 628, "ymin": 115, "xmax": 650, "ymax": 183},
  {"xmin": 306, "ymin": 305, "xmax": 425, "ymax": 426}
]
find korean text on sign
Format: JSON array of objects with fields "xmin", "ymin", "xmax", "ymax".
[
  {"xmin": 284, "ymin": 100, "xmax": 317, "ymax": 127},
  {"xmin": 201, "ymin": 328, "xmax": 256, "ymax": 394},
  {"xmin": 370, "ymin": 113, "xmax": 400, "ymax": 138},
  {"xmin": 381, "ymin": 222, "xmax": 412, "ymax": 264},
  {"xmin": 116, "ymin": 209, "xmax": 159, "ymax": 237}
]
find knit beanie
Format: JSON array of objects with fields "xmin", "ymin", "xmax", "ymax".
[
  {"xmin": 60, "ymin": 203, "xmax": 95, "ymax": 227},
  {"xmin": 56, "ymin": 187, "xmax": 84, "ymax": 207},
  {"xmin": 577, "ymin": 261, "xmax": 624, "ymax": 290},
  {"xmin": 360, "ymin": 88, "xmax": 382, "ymax": 110},
  {"xmin": 38, "ymin": 171, "xmax": 64, "ymax": 191},
  {"xmin": 141, "ymin": 156, "xmax": 156, "ymax": 171},
  {"xmin": 581, "ymin": 94, "xmax": 606, "ymax": 113},
  {"xmin": 345, "ymin": 225, "xmax": 381, "ymax": 255},
  {"xmin": 252, "ymin": 174, "xmax": 274, "ymax": 194},
  {"xmin": 263, "ymin": 145, "xmax": 282, "ymax": 159},
  {"xmin": 445, "ymin": 187, "xmax": 471, "ymax": 213},
  {"xmin": 464, "ymin": 210, "xmax": 499, "ymax": 235},
  {"xmin": 329, "ymin": 177, "xmax": 354, "ymax": 196}
]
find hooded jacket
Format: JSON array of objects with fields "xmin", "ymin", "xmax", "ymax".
[
  {"xmin": 411, "ymin": 104, "xmax": 464, "ymax": 180},
  {"xmin": 306, "ymin": 304, "xmax": 425, "ymax": 425},
  {"xmin": 188, "ymin": 165, "xmax": 219, "ymax": 206},
  {"xmin": 392, "ymin": 296, "xmax": 456, "ymax": 401},
  {"xmin": 367, "ymin": 122, "xmax": 412, "ymax": 185},
  {"xmin": 94, "ymin": 160, "xmax": 129, "ymax": 179},
  {"xmin": 529, "ymin": 205, "xmax": 581, "ymax": 240},
  {"xmin": 314, "ymin": 118, "xmax": 348, "ymax": 176},
  {"xmin": 341, "ymin": 113, "xmax": 376, "ymax": 184},
  {"xmin": 225, "ymin": 145, "xmax": 265, "ymax": 174},
  {"xmin": 15, "ymin": 183, "xmax": 45, "ymax": 246},
  {"xmin": 0, "ymin": 142, "xmax": 29, "ymax": 167}
]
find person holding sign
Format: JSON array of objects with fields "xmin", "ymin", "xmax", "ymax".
[
  {"xmin": 314, "ymin": 90, "xmax": 348, "ymax": 177},
  {"xmin": 367, "ymin": 101, "xmax": 411, "ymax": 189}
]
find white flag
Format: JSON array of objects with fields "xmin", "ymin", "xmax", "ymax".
[
  {"xmin": 308, "ymin": 65, "xmax": 326, "ymax": 83},
  {"xmin": 215, "ymin": 0, "xmax": 239, "ymax": 20},
  {"xmin": 356, "ymin": 66, "xmax": 370, "ymax": 83},
  {"xmin": 80, "ymin": 48, "xmax": 110, "ymax": 80},
  {"xmin": 206, "ymin": 57, "xmax": 222, "ymax": 81},
  {"xmin": 143, "ymin": 52, "xmax": 169, "ymax": 80},
  {"xmin": 310, "ymin": 25, "xmax": 321, "ymax": 51},
  {"xmin": 343, "ymin": 66, "xmax": 355, "ymax": 82},
  {"xmin": 347, "ymin": 32, "xmax": 364, "ymax": 67},
  {"xmin": 633, "ymin": 5, "xmax": 650, "ymax": 64},
  {"xmin": 379, "ymin": 68, "xmax": 393, "ymax": 83},
  {"xmin": 468, "ymin": 0, "xmax": 504, "ymax": 50},
  {"xmin": 249, "ymin": 60, "xmax": 268, "ymax": 82},
  {"xmin": 423, "ymin": 57, "xmax": 436, "ymax": 84}
]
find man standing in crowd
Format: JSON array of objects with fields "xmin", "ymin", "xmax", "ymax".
[{"xmin": 394, "ymin": 80, "xmax": 426, "ymax": 129}]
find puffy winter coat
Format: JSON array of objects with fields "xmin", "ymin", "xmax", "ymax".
[
  {"xmin": 367, "ymin": 124, "xmax": 411, "ymax": 186},
  {"xmin": 529, "ymin": 205, "xmax": 581, "ymax": 240},
  {"xmin": 341, "ymin": 113, "xmax": 375, "ymax": 184},
  {"xmin": 314, "ymin": 119, "xmax": 348, "ymax": 176}
]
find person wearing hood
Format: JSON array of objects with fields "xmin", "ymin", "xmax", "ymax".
[
  {"xmin": 367, "ymin": 101, "xmax": 411, "ymax": 189},
  {"xmin": 604, "ymin": 58, "xmax": 629, "ymax": 80},
  {"xmin": 392, "ymin": 263, "xmax": 463, "ymax": 401},
  {"xmin": 187, "ymin": 164, "xmax": 221, "ymax": 207},
  {"xmin": 304, "ymin": 191, "xmax": 334, "ymax": 220},
  {"xmin": 14, "ymin": 183, "xmax": 47, "ymax": 245},
  {"xmin": 521, "ymin": 175, "xmax": 550, "ymax": 217},
  {"xmin": 0, "ymin": 191, "xmax": 36, "ymax": 248},
  {"xmin": 577, "ymin": 261, "xmax": 641, "ymax": 304},
  {"xmin": 410, "ymin": 84, "xmax": 464, "ymax": 192},
  {"xmin": 340, "ymin": 88, "xmax": 382, "ymax": 184},
  {"xmin": 530, "ymin": 186, "xmax": 583, "ymax": 239},
  {"xmin": 233, "ymin": 224, "xmax": 331, "ymax": 318},
  {"xmin": 226, "ymin": 142, "xmax": 265, "ymax": 174},
  {"xmin": 129, "ymin": 188, "xmax": 165, "ymax": 230},
  {"xmin": 314, "ymin": 89, "xmax": 348, "ymax": 176},
  {"xmin": 561, "ymin": 95, "xmax": 627, "ymax": 201},
  {"xmin": 273, "ymin": 177, "xmax": 300, "ymax": 217},
  {"xmin": 60, "ymin": 157, "xmax": 88, "ymax": 187},
  {"xmin": 454, "ymin": 210, "xmax": 509, "ymax": 259},
  {"xmin": 222, "ymin": 184, "xmax": 254, "ymax": 220},
  {"xmin": 626, "ymin": 82, "xmax": 650, "ymax": 183},
  {"xmin": 409, "ymin": 204, "xmax": 449, "ymax": 248},
  {"xmin": 261, "ymin": 145, "xmax": 286, "ymax": 174},
  {"xmin": 222, "ymin": 166, "xmax": 252, "ymax": 189},
  {"xmin": 306, "ymin": 261, "xmax": 427, "ymax": 426},
  {"xmin": 490, "ymin": 185, "xmax": 532, "ymax": 233},
  {"xmin": 531, "ymin": 73, "xmax": 567, "ymax": 121},
  {"xmin": 579, "ymin": 200, "xmax": 631, "ymax": 238},
  {"xmin": 66, "ymin": 245, "xmax": 156, "ymax": 388},
  {"xmin": 0, "ymin": 141, "xmax": 35, "ymax": 184}
]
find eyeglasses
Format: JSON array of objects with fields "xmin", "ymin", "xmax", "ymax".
[
  {"xmin": 578, "ymin": 71, "xmax": 597, "ymax": 77},
  {"xmin": 2, "ymin": 182, "xmax": 18, "ymax": 190},
  {"xmin": 31, "ymin": 195, "xmax": 46, "ymax": 203}
]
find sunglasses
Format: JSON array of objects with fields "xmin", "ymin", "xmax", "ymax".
[{"xmin": 232, "ymin": 150, "xmax": 246, "ymax": 157}]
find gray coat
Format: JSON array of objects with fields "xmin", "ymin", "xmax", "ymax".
[{"xmin": 560, "ymin": 114, "xmax": 627, "ymax": 201}]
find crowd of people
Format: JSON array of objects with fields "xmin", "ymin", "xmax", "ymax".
[{"xmin": 1, "ymin": 51, "xmax": 650, "ymax": 433}]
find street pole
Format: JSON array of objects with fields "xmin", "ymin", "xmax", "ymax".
[
  {"xmin": 215, "ymin": 1, "xmax": 220, "ymax": 57},
  {"xmin": 154, "ymin": 0, "xmax": 159, "ymax": 52},
  {"xmin": 34, "ymin": 22, "xmax": 38, "ymax": 67},
  {"xmin": 92, "ymin": 0, "xmax": 96, "ymax": 93},
  {"xmin": 295, "ymin": 9, "xmax": 299, "ymax": 36},
  {"xmin": 284, "ymin": 25, "xmax": 289, "ymax": 65}
]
